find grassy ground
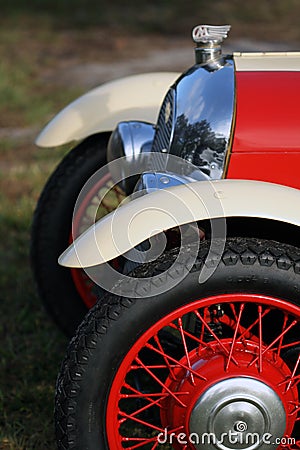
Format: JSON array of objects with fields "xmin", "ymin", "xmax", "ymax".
[
  {"xmin": 0, "ymin": 142, "xmax": 67, "ymax": 450},
  {"xmin": 0, "ymin": 1, "xmax": 300, "ymax": 448}
]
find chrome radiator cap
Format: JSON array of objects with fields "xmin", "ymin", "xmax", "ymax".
[{"xmin": 192, "ymin": 24, "xmax": 231, "ymax": 65}]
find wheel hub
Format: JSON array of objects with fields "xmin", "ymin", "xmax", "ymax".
[
  {"xmin": 189, "ymin": 377, "xmax": 286, "ymax": 450},
  {"xmin": 161, "ymin": 339, "xmax": 298, "ymax": 448}
]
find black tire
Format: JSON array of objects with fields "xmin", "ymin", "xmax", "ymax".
[
  {"xmin": 31, "ymin": 133, "xmax": 111, "ymax": 336},
  {"xmin": 55, "ymin": 237, "xmax": 300, "ymax": 449}
]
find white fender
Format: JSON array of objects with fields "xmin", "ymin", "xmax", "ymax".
[
  {"xmin": 59, "ymin": 179, "xmax": 300, "ymax": 268},
  {"xmin": 36, "ymin": 72, "xmax": 180, "ymax": 148}
]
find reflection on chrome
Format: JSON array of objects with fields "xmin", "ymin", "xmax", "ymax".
[{"xmin": 170, "ymin": 59, "xmax": 235, "ymax": 179}]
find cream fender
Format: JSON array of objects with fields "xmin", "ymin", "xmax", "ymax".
[
  {"xmin": 59, "ymin": 179, "xmax": 300, "ymax": 268},
  {"xmin": 36, "ymin": 72, "xmax": 180, "ymax": 148}
]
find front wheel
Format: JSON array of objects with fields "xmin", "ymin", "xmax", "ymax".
[{"xmin": 55, "ymin": 237, "xmax": 300, "ymax": 449}]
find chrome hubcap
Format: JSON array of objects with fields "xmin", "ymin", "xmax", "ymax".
[{"xmin": 189, "ymin": 377, "xmax": 286, "ymax": 450}]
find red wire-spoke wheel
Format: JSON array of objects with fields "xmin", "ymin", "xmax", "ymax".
[
  {"xmin": 70, "ymin": 173, "xmax": 125, "ymax": 308},
  {"xmin": 55, "ymin": 238, "xmax": 300, "ymax": 449},
  {"xmin": 107, "ymin": 294, "xmax": 299, "ymax": 450}
]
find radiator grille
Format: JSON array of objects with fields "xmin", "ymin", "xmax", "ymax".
[{"xmin": 151, "ymin": 89, "xmax": 174, "ymax": 153}]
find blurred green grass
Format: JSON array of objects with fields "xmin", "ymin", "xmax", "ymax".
[
  {"xmin": 0, "ymin": 24, "xmax": 73, "ymax": 440},
  {"xmin": 0, "ymin": 1, "xmax": 300, "ymax": 448},
  {"xmin": 0, "ymin": 143, "xmax": 68, "ymax": 449}
]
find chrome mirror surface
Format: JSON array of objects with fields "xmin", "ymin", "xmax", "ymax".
[{"xmin": 152, "ymin": 58, "xmax": 235, "ymax": 180}]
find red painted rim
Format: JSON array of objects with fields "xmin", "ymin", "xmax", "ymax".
[
  {"xmin": 69, "ymin": 172, "xmax": 125, "ymax": 308},
  {"xmin": 106, "ymin": 294, "xmax": 300, "ymax": 449}
]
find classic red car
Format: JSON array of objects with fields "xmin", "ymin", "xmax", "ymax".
[{"xmin": 33, "ymin": 25, "xmax": 300, "ymax": 449}]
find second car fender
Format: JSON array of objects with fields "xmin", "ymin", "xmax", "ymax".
[
  {"xmin": 59, "ymin": 179, "xmax": 300, "ymax": 268},
  {"xmin": 36, "ymin": 72, "xmax": 180, "ymax": 148}
]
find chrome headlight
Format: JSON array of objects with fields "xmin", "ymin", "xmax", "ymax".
[{"xmin": 107, "ymin": 121, "xmax": 155, "ymax": 194}]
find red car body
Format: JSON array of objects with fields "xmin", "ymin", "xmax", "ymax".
[{"xmin": 229, "ymin": 70, "xmax": 300, "ymax": 188}]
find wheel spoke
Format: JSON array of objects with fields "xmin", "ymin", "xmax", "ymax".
[
  {"xmin": 150, "ymin": 440, "xmax": 159, "ymax": 450},
  {"xmin": 121, "ymin": 427, "xmax": 184, "ymax": 448},
  {"xmin": 168, "ymin": 322, "xmax": 207, "ymax": 348},
  {"xmin": 121, "ymin": 382, "xmax": 168, "ymax": 404},
  {"xmin": 249, "ymin": 320, "xmax": 298, "ymax": 367},
  {"xmin": 144, "ymin": 342, "xmax": 207, "ymax": 380},
  {"xmin": 129, "ymin": 438, "xmax": 159, "ymax": 450},
  {"xmin": 198, "ymin": 307, "xmax": 210, "ymax": 351},
  {"xmin": 135, "ymin": 356, "xmax": 187, "ymax": 407},
  {"xmin": 288, "ymin": 400, "xmax": 300, "ymax": 416},
  {"xmin": 226, "ymin": 303, "xmax": 245, "ymax": 371},
  {"xmin": 193, "ymin": 309, "xmax": 239, "ymax": 365},
  {"xmin": 178, "ymin": 317, "xmax": 195, "ymax": 385},
  {"xmin": 130, "ymin": 363, "xmax": 179, "ymax": 369},
  {"xmin": 119, "ymin": 394, "xmax": 166, "ymax": 425},
  {"xmin": 229, "ymin": 302, "xmax": 245, "ymax": 336},
  {"xmin": 121, "ymin": 436, "xmax": 158, "ymax": 449},
  {"xmin": 154, "ymin": 334, "xmax": 176, "ymax": 380},
  {"xmin": 258, "ymin": 305, "xmax": 263, "ymax": 373},
  {"xmin": 286, "ymin": 354, "xmax": 300, "ymax": 392},
  {"xmin": 280, "ymin": 340, "xmax": 300, "ymax": 350},
  {"xmin": 277, "ymin": 313, "xmax": 289, "ymax": 360},
  {"xmin": 221, "ymin": 307, "xmax": 271, "ymax": 343},
  {"xmin": 119, "ymin": 410, "xmax": 165, "ymax": 433}
]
